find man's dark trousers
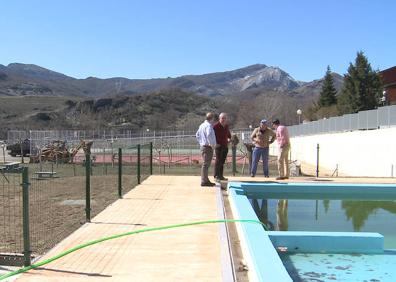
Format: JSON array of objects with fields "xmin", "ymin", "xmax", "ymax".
[{"xmin": 214, "ymin": 145, "xmax": 228, "ymax": 179}]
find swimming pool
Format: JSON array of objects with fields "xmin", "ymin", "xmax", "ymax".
[
  {"xmin": 249, "ymin": 198, "xmax": 396, "ymax": 248},
  {"xmin": 228, "ymin": 181, "xmax": 396, "ymax": 282}
]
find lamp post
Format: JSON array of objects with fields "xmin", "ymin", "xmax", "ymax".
[
  {"xmin": 146, "ymin": 128, "xmax": 150, "ymax": 142},
  {"xmin": 296, "ymin": 109, "xmax": 302, "ymax": 124},
  {"xmin": 381, "ymin": 90, "xmax": 387, "ymax": 106},
  {"xmin": 1, "ymin": 143, "xmax": 5, "ymax": 163}
]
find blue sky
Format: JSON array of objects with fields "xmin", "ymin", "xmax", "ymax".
[{"xmin": 1, "ymin": 0, "xmax": 395, "ymax": 81}]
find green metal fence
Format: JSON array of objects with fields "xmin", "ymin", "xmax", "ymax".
[
  {"xmin": 0, "ymin": 165, "xmax": 24, "ymax": 265},
  {"xmin": 0, "ymin": 143, "xmax": 152, "ymax": 266},
  {"xmin": 27, "ymin": 162, "xmax": 86, "ymax": 258},
  {"xmin": 139, "ymin": 143, "xmax": 152, "ymax": 183}
]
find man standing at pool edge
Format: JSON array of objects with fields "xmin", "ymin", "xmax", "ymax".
[
  {"xmin": 196, "ymin": 112, "xmax": 217, "ymax": 187},
  {"xmin": 272, "ymin": 119, "xmax": 290, "ymax": 180},
  {"xmin": 213, "ymin": 112, "xmax": 231, "ymax": 181}
]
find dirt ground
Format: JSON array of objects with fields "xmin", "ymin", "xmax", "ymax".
[{"xmin": 0, "ymin": 163, "xmax": 140, "ymax": 260}]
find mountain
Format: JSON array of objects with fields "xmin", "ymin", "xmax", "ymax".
[
  {"xmin": 0, "ymin": 63, "xmax": 335, "ymax": 98},
  {"xmin": 0, "ymin": 63, "xmax": 347, "ymax": 138},
  {"xmin": 0, "ymin": 89, "xmax": 218, "ymax": 138},
  {"xmin": 168, "ymin": 64, "xmax": 302, "ymax": 96},
  {"xmin": 6, "ymin": 63, "xmax": 74, "ymax": 81},
  {"xmin": 0, "ymin": 63, "xmax": 82, "ymax": 96},
  {"xmin": 288, "ymin": 73, "xmax": 344, "ymax": 102}
]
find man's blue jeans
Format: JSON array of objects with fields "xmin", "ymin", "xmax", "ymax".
[{"xmin": 251, "ymin": 147, "xmax": 269, "ymax": 177}]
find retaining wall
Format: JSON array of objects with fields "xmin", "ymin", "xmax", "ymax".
[{"xmin": 284, "ymin": 127, "xmax": 396, "ymax": 177}]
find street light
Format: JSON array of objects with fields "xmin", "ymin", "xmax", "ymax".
[
  {"xmin": 296, "ymin": 109, "xmax": 302, "ymax": 124},
  {"xmin": 1, "ymin": 142, "xmax": 5, "ymax": 163},
  {"xmin": 381, "ymin": 90, "xmax": 387, "ymax": 106}
]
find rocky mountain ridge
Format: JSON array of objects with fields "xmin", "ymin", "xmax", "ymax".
[{"xmin": 0, "ymin": 63, "xmax": 343, "ymax": 99}]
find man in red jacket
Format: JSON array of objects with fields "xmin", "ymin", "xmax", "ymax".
[{"xmin": 213, "ymin": 112, "xmax": 231, "ymax": 181}]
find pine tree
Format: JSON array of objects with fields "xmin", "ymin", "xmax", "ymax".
[
  {"xmin": 318, "ymin": 66, "xmax": 337, "ymax": 107},
  {"xmin": 338, "ymin": 51, "xmax": 383, "ymax": 114}
]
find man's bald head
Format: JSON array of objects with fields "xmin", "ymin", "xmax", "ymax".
[{"xmin": 219, "ymin": 112, "xmax": 227, "ymax": 126}]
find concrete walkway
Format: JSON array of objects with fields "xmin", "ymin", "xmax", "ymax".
[{"xmin": 14, "ymin": 176, "xmax": 225, "ymax": 282}]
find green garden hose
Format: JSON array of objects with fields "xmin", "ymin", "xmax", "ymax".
[{"xmin": 0, "ymin": 219, "xmax": 267, "ymax": 280}]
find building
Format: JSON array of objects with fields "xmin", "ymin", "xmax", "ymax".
[{"xmin": 380, "ymin": 66, "xmax": 396, "ymax": 104}]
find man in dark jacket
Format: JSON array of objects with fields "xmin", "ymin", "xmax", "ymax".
[{"xmin": 213, "ymin": 112, "xmax": 231, "ymax": 181}]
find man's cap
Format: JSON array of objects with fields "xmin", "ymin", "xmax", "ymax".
[
  {"xmin": 272, "ymin": 119, "xmax": 280, "ymax": 125},
  {"xmin": 260, "ymin": 119, "xmax": 267, "ymax": 124}
]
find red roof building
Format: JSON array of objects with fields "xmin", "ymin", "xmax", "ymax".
[{"xmin": 380, "ymin": 66, "xmax": 396, "ymax": 104}]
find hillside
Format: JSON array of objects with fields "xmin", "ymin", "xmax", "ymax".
[
  {"xmin": 0, "ymin": 63, "xmax": 340, "ymax": 99},
  {"xmin": 0, "ymin": 90, "xmax": 218, "ymax": 138},
  {"xmin": 0, "ymin": 63, "xmax": 345, "ymax": 139}
]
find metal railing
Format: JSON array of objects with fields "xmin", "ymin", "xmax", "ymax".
[{"xmin": 289, "ymin": 105, "xmax": 396, "ymax": 137}]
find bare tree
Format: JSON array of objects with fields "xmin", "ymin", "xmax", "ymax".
[{"xmin": 234, "ymin": 92, "xmax": 283, "ymax": 127}]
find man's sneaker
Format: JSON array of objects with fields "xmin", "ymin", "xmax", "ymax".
[
  {"xmin": 250, "ymin": 174, "xmax": 255, "ymax": 177},
  {"xmin": 217, "ymin": 176, "xmax": 228, "ymax": 181},
  {"xmin": 276, "ymin": 177, "xmax": 285, "ymax": 180},
  {"xmin": 201, "ymin": 181, "xmax": 216, "ymax": 187},
  {"xmin": 264, "ymin": 175, "xmax": 269, "ymax": 178}
]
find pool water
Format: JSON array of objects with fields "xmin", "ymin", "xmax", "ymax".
[
  {"xmin": 281, "ymin": 251, "xmax": 396, "ymax": 282},
  {"xmin": 230, "ymin": 182, "xmax": 396, "ymax": 281},
  {"xmin": 249, "ymin": 198, "xmax": 396, "ymax": 249}
]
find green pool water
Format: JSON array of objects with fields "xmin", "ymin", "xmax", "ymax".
[
  {"xmin": 280, "ymin": 251, "xmax": 396, "ymax": 282},
  {"xmin": 248, "ymin": 198, "xmax": 396, "ymax": 249}
]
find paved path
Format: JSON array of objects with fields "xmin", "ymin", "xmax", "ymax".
[{"xmin": 14, "ymin": 175, "xmax": 224, "ymax": 282}]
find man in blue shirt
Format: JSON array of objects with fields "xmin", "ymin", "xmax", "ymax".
[{"xmin": 196, "ymin": 112, "xmax": 217, "ymax": 186}]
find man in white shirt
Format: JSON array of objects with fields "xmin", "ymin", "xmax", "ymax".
[{"xmin": 196, "ymin": 112, "xmax": 217, "ymax": 186}]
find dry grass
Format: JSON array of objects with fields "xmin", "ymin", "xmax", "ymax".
[{"xmin": 0, "ymin": 164, "xmax": 140, "ymax": 257}]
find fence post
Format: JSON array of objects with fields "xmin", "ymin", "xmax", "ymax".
[
  {"xmin": 232, "ymin": 145, "xmax": 237, "ymax": 176},
  {"xmin": 150, "ymin": 142, "xmax": 153, "ymax": 175},
  {"xmin": 118, "ymin": 148, "xmax": 122, "ymax": 198},
  {"xmin": 316, "ymin": 143, "xmax": 320, "ymax": 178},
  {"xmin": 85, "ymin": 153, "xmax": 91, "ymax": 222},
  {"xmin": 118, "ymin": 148, "xmax": 122, "ymax": 199},
  {"xmin": 22, "ymin": 167, "xmax": 31, "ymax": 266},
  {"xmin": 20, "ymin": 139, "xmax": 25, "ymax": 164},
  {"xmin": 137, "ymin": 144, "xmax": 141, "ymax": 184}
]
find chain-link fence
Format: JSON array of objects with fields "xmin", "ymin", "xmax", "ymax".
[{"xmin": 6, "ymin": 130, "xmax": 197, "ymax": 157}]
